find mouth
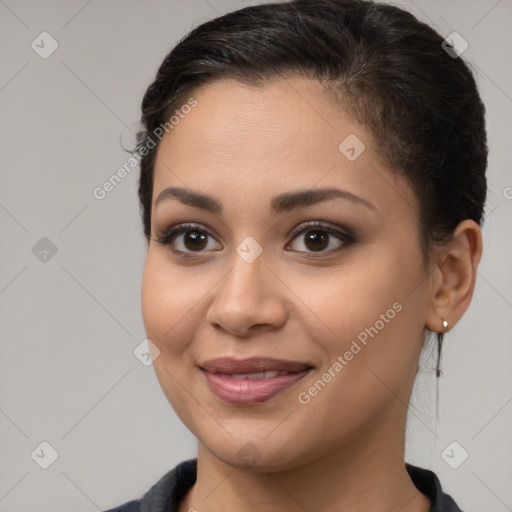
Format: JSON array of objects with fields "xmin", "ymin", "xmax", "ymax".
[
  {"xmin": 199, "ymin": 356, "xmax": 313, "ymax": 374},
  {"xmin": 214, "ymin": 370, "xmax": 299, "ymax": 380},
  {"xmin": 199, "ymin": 357, "xmax": 314, "ymax": 404}
]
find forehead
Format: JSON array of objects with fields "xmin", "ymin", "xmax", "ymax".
[
  {"xmin": 152, "ymin": 77, "xmax": 418, "ymax": 221},
  {"xmin": 161, "ymin": 77, "xmax": 343, "ymax": 161}
]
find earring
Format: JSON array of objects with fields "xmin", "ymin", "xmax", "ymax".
[{"xmin": 436, "ymin": 319, "xmax": 448, "ymax": 378}]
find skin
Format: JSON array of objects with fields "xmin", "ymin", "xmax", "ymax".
[{"xmin": 141, "ymin": 77, "xmax": 482, "ymax": 512}]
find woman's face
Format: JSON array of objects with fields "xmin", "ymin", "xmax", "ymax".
[{"xmin": 141, "ymin": 77, "xmax": 432, "ymax": 471}]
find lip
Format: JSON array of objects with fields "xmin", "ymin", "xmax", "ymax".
[
  {"xmin": 199, "ymin": 357, "xmax": 314, "ymax": 405},
  {"xmin": 200, "ymin": 357, "xmax": 313, "ymax": 374}
]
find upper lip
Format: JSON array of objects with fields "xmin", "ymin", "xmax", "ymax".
[{"xmin": 199, "ymin": 357, "xmax": 313, "ymax": 374}]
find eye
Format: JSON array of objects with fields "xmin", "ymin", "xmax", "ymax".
[
  {"xmin": 153, "ymin": 221, "xmax": 355, "ymax": 257},
  {"xmin": 153, "ymin": 223, "xmax": 221, "ymax": 254},
  {"xmin": 286, "ymin": 221, "xmax": 354, "ymax": 254}
]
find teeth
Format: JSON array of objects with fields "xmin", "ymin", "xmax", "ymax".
[{"xmin": 228, "ymin": 370, "xmax": 288, "ymax": 379}]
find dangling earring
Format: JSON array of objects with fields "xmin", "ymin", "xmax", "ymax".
[{"xmin": 436, "ymin": 319, "xmax": 448, "ymax": 377}]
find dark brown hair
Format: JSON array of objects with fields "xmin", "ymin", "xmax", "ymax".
[{"xmin": 135, "ymin": 0, "xmax": 488, "ymax": 375}]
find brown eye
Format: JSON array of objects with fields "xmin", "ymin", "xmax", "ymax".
[
  {"xmin": 154, "ymin": 223, "xmax": 222, "ymax": 253},
  {"xmin": 287, "ymin": 222, "xmax": 354, "ymax": 254},
  {"xmin": 303, "ymin": 230, "xmax": 329, "ymax": 251},
  {"xmin": 182, "ymin": 230, "xmax": 208, "ymax": 251}
]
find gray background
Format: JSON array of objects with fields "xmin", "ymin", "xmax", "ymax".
[{"xmin": 0, "ymin": 0, "xmax": 511, "ymax": 510}]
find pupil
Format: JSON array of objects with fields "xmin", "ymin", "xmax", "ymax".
[
  {"xmin": 185, "ymin": 230, "xmax": 207, "ymax": 250},
  {"xmin": 306, "ymin": 231, "xmax": 328, "ymax": 251}
]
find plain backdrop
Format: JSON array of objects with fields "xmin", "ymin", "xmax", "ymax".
[{"xmin": 0, "ymin": 0, "xmax": 511, "ymax": 510}]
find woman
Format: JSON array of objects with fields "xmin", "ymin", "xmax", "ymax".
[{"xmin": 105, "ymin": 0, "xmax": 487, "ymax": 510}]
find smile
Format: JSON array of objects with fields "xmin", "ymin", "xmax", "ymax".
[{"xmin": 200, "ymin": 367, "xmax": 312, "ymax": 405}]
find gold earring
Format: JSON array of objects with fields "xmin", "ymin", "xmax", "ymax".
[{"xmin": 442, "ymin": 319, "xmax": 448, "ymax": 330}]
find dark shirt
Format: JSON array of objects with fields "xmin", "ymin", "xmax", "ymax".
[{"xmin": 103, "ymin": 459, "xmax": 464, "ymax": 512}]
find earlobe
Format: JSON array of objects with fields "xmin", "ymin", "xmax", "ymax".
[{"xmin": 425, "ymin": 219, "xmax": 483, "ymax": 333}]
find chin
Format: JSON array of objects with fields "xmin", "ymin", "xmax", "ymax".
[{"xmin": 197, "ymin": 431, "xmax": 319, "ymax": 474}]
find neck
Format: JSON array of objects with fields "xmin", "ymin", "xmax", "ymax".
[{"xmin": 179, "ymin": 411, "xmax": 431, "ymax": 512}]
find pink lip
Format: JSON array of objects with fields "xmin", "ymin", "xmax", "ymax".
[{"xmin": 199, "ymin": 357, "xmax": 314, "ymax": 405}]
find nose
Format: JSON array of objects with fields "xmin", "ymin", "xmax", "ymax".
[{"xmin": 205, "ymin": 249, "xmax": 288, "ymax": 337}]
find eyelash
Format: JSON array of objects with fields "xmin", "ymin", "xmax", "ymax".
[{"xmin": 153, "ymin": 221, "xmax": 355, "ymax": 258}]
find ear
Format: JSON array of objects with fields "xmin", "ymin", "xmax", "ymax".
[{"xmin": 425, "ymin": 219, "xmax": 483, "ymax": 333}]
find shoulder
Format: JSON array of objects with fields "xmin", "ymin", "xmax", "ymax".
[
  {"xmin": 102, "ymin": 459, "xmax": 198, "ymax": 512},
  {"xmin": 103, "ymin": 500, "xmax": 140, "ymax": 512},
  {"xmin": 406, "ymin": 463, "xmax": 465, "ymax": 512}
]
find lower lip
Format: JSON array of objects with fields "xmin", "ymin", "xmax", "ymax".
[{"xmin": 201, "ymin": 368, "xmax": 312, "ymax": 405}]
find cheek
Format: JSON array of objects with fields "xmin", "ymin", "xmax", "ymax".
[
  {"xmin": 291, "ymin": 255, "xmax": 423, "ymax": 437},
  {"xmin": 141, "ymin": 252, "xmax": 205, "ymax": 427},
  {"xmin": 141, "ymin": 252, "xmax": 197, "ymax": 356},
  {"xmin": 303, "ymin": 241, "xmax": 424, "ymax": 369}
]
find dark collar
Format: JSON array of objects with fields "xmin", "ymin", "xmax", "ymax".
[{"xmin": 405, "ymin": 463, "xmax": 464, "ymax": 512}]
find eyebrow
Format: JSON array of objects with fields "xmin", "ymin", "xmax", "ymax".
[{"xmin": 155, "ymin": 186, "xmax": 377, "ymax": 215}]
